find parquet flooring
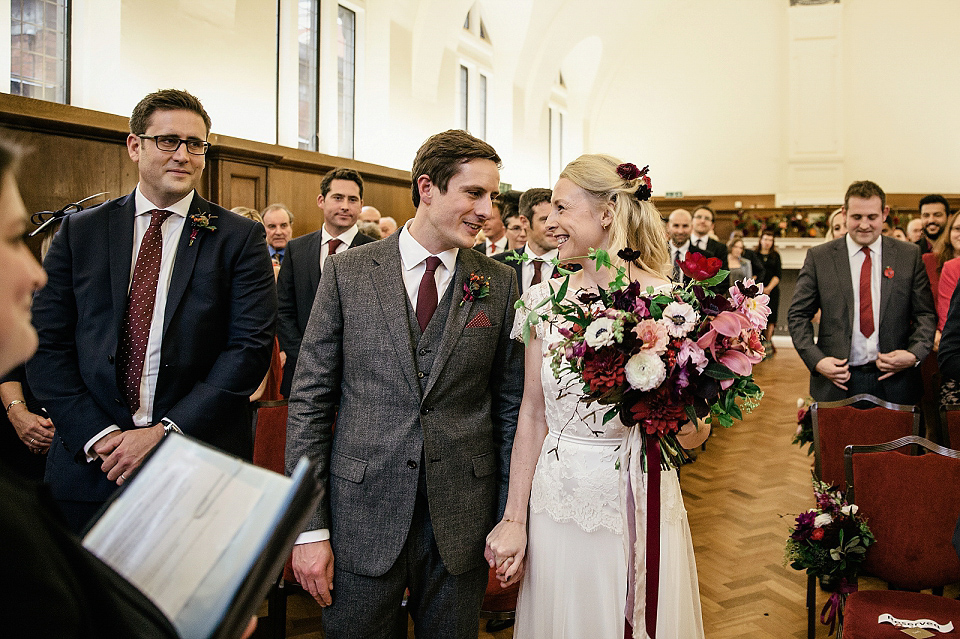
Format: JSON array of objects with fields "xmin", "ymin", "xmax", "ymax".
[{"xmin": 265, "ymin": 346, "xmax": 887, "ymax": 638}]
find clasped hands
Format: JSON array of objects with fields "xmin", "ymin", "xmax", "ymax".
[
  {"xmin": 484, "ymin": 519, "xmax": 527, "ymax": 588},
  {"xmin": 93, "ymin": 423, "xmax": 165, "ymax": 485},
  {"xmin": 816, "ymin": 350, "xmax": 917, "ymax": 391}
]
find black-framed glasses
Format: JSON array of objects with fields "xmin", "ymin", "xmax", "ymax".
[{"xmin": 139, "ymin": 135, "xmax": 210, "ymax": 155}]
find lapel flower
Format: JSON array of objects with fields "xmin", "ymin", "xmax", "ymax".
[
  {"xmin": 188, "ymin": 212, "xmax": 217, "ymax": 246},
  {"xmin": 460, "ymin": 272, "xmax": 490, "ymax": 306},
  {"xmin": 884, "ymin": 266, "xmax": 894, "ymax": 279}
]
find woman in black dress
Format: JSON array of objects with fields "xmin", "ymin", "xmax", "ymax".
[{"xmin": 756, "ymin": 230, "xmax": 782, "ymax": 353}]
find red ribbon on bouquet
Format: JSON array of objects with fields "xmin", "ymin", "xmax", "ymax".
[
  {"xmin": 645, "ymin": 434, "xmax": 661, "ymax": 638},
  {"xmin": 819, "ymin": 577, "xmax": 857, "ymax": 635}
]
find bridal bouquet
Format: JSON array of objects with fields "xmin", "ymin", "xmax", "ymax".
[
  {"xmin": 515, "ymin": 248, "xmax": 767, "ymax": 469},
  {"xmin": 784, "ymin": 477, "xmax": 875, "ymax": 634}
]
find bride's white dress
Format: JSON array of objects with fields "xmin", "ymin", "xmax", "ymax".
[{"xmin": 511, "ymin": 282, "xmax": 704, "ymax": 639}]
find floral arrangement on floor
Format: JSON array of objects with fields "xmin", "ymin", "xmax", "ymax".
[
  {"xmin": 784, "ymin": 477, "xmax": 875, "ymax": 635},
  {"xmin": 514, "ymin": 248, "xmax": 768, "ymax": 469},
  {"xmin": 793, "ymin": 397, "xmax": 814, "ymax": 455}
]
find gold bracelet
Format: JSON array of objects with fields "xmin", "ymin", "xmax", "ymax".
[
  {"xmin": 502, "ymin": 518, "xmax": 525, "ymax": 525},
  {"xmin": 5, "ymin": 399, "xmax": 25, "ymax": 413}
]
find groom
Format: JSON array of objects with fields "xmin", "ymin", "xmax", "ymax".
[{"xmin": 285, "ymin": 129, "xmax": 523, "ymax": 638}]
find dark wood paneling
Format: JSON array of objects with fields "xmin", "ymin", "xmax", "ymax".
[
  {"xmin": 266, "ymin": 167, "xmax": 325, "ymax": 235},
  {"xmin": 214, "ymin": 160, "xmax": 267, "ymax": 211}
]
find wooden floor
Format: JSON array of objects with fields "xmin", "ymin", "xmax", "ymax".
[{"xmin": 262, "ymin": 347, "xmax": 886, "ymax": 638}]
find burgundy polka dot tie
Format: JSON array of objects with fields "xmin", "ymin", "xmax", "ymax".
[{"xmin": 117, "ymin": 209, "xmax": 173, "ymax": 413}]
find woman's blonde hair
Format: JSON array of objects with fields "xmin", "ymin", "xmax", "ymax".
[{"xmin": 559, "ymin": 154, "xmax": 670, "ymax": 280}]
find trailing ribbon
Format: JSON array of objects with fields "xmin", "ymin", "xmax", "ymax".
[
  {"xmin": 819, "ymin": 577, "xmax": 857, "ymax": 635},
  {"xmin": 644, "ymin": 434, "xmax": 661, "ymax": 638}
]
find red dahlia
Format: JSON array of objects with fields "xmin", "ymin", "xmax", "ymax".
[{"xmin": 582, "ymin": 349, "xmax": 626, "ymax": 394}]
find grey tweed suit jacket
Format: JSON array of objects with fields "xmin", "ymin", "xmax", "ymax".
[
  {"xmin": 285, "ymin": 232, "xmax": 523, "ymax": 577},
  {"xmin": 787, "ymin": 235, "xmax": 935, "ymax": 403}
]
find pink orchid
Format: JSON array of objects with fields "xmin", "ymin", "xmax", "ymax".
[{"xmin": 698, "ymin": 312, "xmax": 764, "ymax": 377}]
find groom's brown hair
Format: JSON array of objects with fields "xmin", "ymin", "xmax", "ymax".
[{"xmin": 410, "ymin": 129, "xmax": 501, "ymax": 208}]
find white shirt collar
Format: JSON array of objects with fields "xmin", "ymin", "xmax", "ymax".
[
  {"xmin": 322, "ymin": 224, "xmax": 359, "ymax": 247},
  {"xmin": 670, "ymin": 239, "xmax": 691, "ymax": 253},
  {"xmin": 134, "ymin": 186, "xmax": 193, "ymax": 219},
  {"xmin": 524, "ymin": 244, "xmax": 558, "ymax": 262},
  {"xmin": 845, "ymin": 233, "xmax": 882, "ymax": 258},
  {"xmin": 398, "ymin": 222, "xmax": 458, "ymax": 273}
]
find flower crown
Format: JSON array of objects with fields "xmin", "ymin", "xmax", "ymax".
[{"xmin": 616, "ymin": 163, "xmax": 653, "ymax": 201}]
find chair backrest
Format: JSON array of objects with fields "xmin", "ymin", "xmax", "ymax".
[
  {"xmin": 844, "ymin": 435, "xmax": 960, "ymax": 590},
  {"xmin": 812, "ymin": 393, "xmax": 918, "ymax": 489},
  {"xmin": 941, "ymin": 404, "xmax": 960, "ymax": 449},
  {"xmin": 253, "ymin": 399, "xmax": 288, "ymax": 475}
]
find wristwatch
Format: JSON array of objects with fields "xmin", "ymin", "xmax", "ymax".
[{"xmin": 161, "ymin": 417, "xmax": 184, "ymax": 437}]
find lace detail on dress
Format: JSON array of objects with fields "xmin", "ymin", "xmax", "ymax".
[
  {"xmin": 510, "ymin": 281, "xmax": 554, "ymax": 341},
  {"xmin": 660, "ymin": 469, "xmax": 687, "ymax": 525}
]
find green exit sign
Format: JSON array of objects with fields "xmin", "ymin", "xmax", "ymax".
[
  {"xmin": 665, "ymin": 191, "xmax": 683, "ymax": 198},
  {"xmin": 499, "ymin": 182, "xmax": 512, "ymax": 193}
]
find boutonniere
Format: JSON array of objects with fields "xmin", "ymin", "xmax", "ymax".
[
  {"xmin": 884, "ymin": 266, "xmax": 894, "ymax": 279},
  {"xmin": 188, "ymin": 212, "xmax": 217, "ymax": 246},
  {"xmin": 461, "ymin": 272, "xmax": 490, "ymax": 306}
]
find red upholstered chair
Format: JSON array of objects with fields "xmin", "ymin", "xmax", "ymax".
[
  {"xmin": 839, "ymin": 436, "xmax": 960, "ymax": 639},
  {"xmin": 480, "ymin": 565, "xmax": 520, "ymax": 631},
  {"xmin": 811, "ymin": 394, "xmax": 919, "ymax": 491},
  {"xmin": 941, "ymin": 404, "xmax": 960, "ymax": 449}
]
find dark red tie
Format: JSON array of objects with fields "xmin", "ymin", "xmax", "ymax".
[
  {"xmin": 859, "ymin": 246, "xmax": 874, "ymax": 338},
  {"xmin": 488, "ymin": 242, "xmax": 497, "ymax": 255},
  {"xmin": 531, "ymin": 259, "xmax": 542, "ymax": 286},
  {"xmin": 327, "ymin": 238, "xmax": 343, "ymax": 257},
  {"xmin": 416, "ymin": 256, "xmax": 442, "ymax": 332},
  {"xmin": 118, "ymin": 209, "xmax": 173, "ymax": 413}
]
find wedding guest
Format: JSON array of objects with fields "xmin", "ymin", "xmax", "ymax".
[
  {"xmin": 231, "ymin": 206, "xmax": 264, "ymax": 225},
  {"xmin": 893, "ymin": 226, "xmax": 908, "ymax": 242},
  {"xmin": 262, "ymin": 203, "xmax": 294, "ymax": 264},
  {"xmin": 907, "ymin": 217, "xmax": 924, "ymax": 243},
  {"xmin": 756, "ymin": 230, "xmax": 782, "ymax": 351},
  {"xmin": 916, "ymin": 194, "xmax": 950, "ymax": 254},
  {"xmin": 726, "ymin": 236, "xmax": 752, "ymax": 283},
  {"xmin": 502, "ymin": 206, "xmax": 527, "ymax": 252},
  {"xmin": 476, "ymin": 196, "xmax": 508, "ymax": 255},
  {"xmin": 27, "ymin": 89, "xmax": 277, "ymax": 533},
  {"xmin": 486, "ymin": 155, "xmax": 708, "ymax": 639},
  {"xmin": 359, "ymin": 205, "xmax": 381, "ymax": 222},
  {"xmin": 379, "ymin": 215, "xmax": 398, "ymax": 236},
  {"xmin": 727, "ymin": 229, "xmax": 765, "ymax": 285},
  {"xmin": 827, "ymin": 208, "xmax": 846, "ymax": 239},
  {"xmin": 357, "ymin": 219, "xmax": 383, "ymax": 240},
  {"xmin": 690, "ymin": 206, "xmax": 727, "ymax": 262},
  {"xmin": 496, "ymin": 188, "xmax": 559, "ymax": 294},
  {"xmin": 923, "ymin": 210, "xmax": 960, "ymax": 328}
]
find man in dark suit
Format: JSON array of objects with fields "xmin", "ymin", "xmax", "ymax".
[
  {"xmin": 276, "ymin": 167, "xmax": 376, "ymax": 397},
  {"xmin": 285, "ymin": 129, "xmax": 523, "ymax": 638},
  {"xmin": 691, "ymin": 206, "xmax": 728, "ymax": 263},
  {"xmin": 788, "ymin": 180, "xmax": 935, "ymax": 404},
  {"xmin": 495, "ymin": 187, "xmax": 559, "ymax": 293},
  {"xmin": 473, "ymin": 195, "xmax": 508, "ymax": 256},
  {"xmin": 27, "ymin": 89, "xmax": 277, "ymax": 533}
]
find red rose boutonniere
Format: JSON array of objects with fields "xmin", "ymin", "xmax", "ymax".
[
  {"xmin": 883, "ymin": 266, "xmax": 894, "ymax": 279},
  {"xmin": 461, "ymin": 272, "xmax": 490, "ymax": 306},
  {"xmin": 188, "ymin": 213, "xmax": 217, "ymax": 246}
]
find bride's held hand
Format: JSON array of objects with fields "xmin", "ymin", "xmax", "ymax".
[{"xmin": 484, "ymin": 518, "xmax": 528, "ymax": 583}]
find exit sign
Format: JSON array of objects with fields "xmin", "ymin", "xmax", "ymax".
[
  {"xmin": 665, "ymin": 191, "xmax": 683, "ymax": 198},
  {"xmin": 499, "ymin": 182, "xmax": 512, "ymax": 193}
]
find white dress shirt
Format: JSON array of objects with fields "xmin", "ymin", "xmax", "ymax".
[
  {"xmin": 846, "ymin": 234, "xmax": 882, "ymax": 367},
  {"xmin": 484, "ymin": 236, "xmax": 507, "ymax": 256},
  {"xmin": 320, "ymin": 224, "xmax": 359, "ymax": 269},
  {"xmin": 295, "ymin": 220, "xmax": 459, "ymax": 545},
  {"xmin": 669, "ymin": 239, "xmax": 692, "ymax": 263},
  {"xmin": 690, "ymin": 233, "xmax": 710, "ymax": 251},
  {"xmin": 522, "ymin": 245, "xmax": 558, "ymax": 291},
  {"xmin": 84, "ymin": 187, "xmax": 190, "ymax": 459}
]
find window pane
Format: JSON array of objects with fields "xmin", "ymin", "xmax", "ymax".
[
  {"xmin": 10, "ymin": 0, "xmax": 68, "ymax": 104},
  {"xmin": 337, "ymin": 5, "xmax": 356, "ymax": 158},
  {"xmin": 460, "ymin": 65, "xmax": 469, "ymax": 131},
  {"xmin": 478, "ymin": 74, "xmax": 487, "ymax": 140},
  {"xmin": 298, "ymin": 0, "xmax": 319, "ymax": 151}
]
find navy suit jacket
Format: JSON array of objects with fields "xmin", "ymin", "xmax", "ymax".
[
  {"xmin": 276, "ymin": 229, "xmax": 375, "ymax": 396},
  {"xmin": 27, "ymin": 191, "xmax": 277, "ymax": 503}
]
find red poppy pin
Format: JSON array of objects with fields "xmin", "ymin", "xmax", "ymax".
[{"xmin": 883, "ymin": 266, "xmax": 894, "ymax": 279}]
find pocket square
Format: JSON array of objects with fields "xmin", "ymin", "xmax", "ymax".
[{"xmin": 466, "ymin": 310, "xmax": 493, "ymax": 328}]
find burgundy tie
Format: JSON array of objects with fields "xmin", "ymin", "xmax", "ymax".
[
  {"xmin": 416, "ymin": 256, "xmax": 442, "ymax": 332},
  {"xmin": 118, "ymin": 209, "xmax": 173, "ymax": 413},
  {"xmin": 859, "ymin": 246, "xmax": 874, "ymax": 338},
  {"xmin": 327, "ymin": 238, "xmax": 343, "ymax": 257},
  {"xmin": 530, "ymin": 259, "xmax": 542, "ymax": 286},
  {"xmin": 488, "ymin": 242, "xmax": 497, "ymax": 255}
]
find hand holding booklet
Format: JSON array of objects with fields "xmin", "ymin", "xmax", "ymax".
[{"xmin": 83, "ymin": 434, "xmax": 320, "ymax": 639}]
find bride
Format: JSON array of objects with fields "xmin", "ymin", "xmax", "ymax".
[{"xmin": 485, "ymin": 154, "xmax": 709, "ymax": 638}]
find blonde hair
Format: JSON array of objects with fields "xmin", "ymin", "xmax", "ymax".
[
  {"xmin": 559, "ymin": 154, "xmax": 670, "ymax": 280},
  {"xmin": 231, "ymin": 206, "xmax": 264, "ymax": 225}
]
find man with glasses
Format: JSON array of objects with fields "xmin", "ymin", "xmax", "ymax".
[
  {"xmin": 29, "ymin": 89, "xmax": 277, "ymax": 533},
  {"xmin": 501, "ymin": 206, "xmax": 527, "ymax": 252}
]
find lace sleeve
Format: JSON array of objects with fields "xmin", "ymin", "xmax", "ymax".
[{"xmin": 510, "ymin": 282, "xmax": 553, "ymax": 342}]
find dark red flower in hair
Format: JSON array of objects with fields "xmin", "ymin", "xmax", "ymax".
[
  {"xmin": 680, "ymin": 252, "xmax": 723, "ymax": 281},
  {"xmin": 617, "ymin": 163, "xmax": 641, "ymax": 181}
]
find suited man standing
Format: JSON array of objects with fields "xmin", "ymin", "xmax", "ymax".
[
  {"xmin": 474, "ymin": 197, "xmax": 508, "ymax": 256},
  {"xmin": 285, "ymin": 129, "xmax": 523, "ymax": 638},
  {"xmin": 788, "ymin": 180, "xmax": 935, "ymax": 404},
  {"xmin": 496, "ymin": 187, "xmax": 559, "ymax": 293},
  {"xmin": 276, "ymin": 167, "xmax": 375, "ymax": 397},
  {"xmin": 262, "ymin": 203, "xmax": 294, "ymax": 265},
  {"xmin": 27, "ymin": 89, "xmax": 277, "ymax": 533},
  {"xmin": 667, "ymin": 208, "xmax": 713, "ymax": 282},
  {"xmin": 690, "ymin": 206, "xmax": 727, "ymax": 262}
]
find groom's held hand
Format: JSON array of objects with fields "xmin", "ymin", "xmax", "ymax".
[{"xmin": 292, "ymin": 540, "xmax": 334, "ymax": 606}]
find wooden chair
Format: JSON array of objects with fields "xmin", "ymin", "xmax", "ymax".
[
  {"xmin": 251, "ymin": 399, "xmax": 295, "ymax": 639},
  {"xmin": 811, "ymin": 394, "xmax": 918, "ymax": 490},
  {"xmin": 940, "ymin": 403, "xmax": 960, "ymax": 449},
  {"xmin": 839, "ymin": 436, "xmax": 960, "ymax": 638}
]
